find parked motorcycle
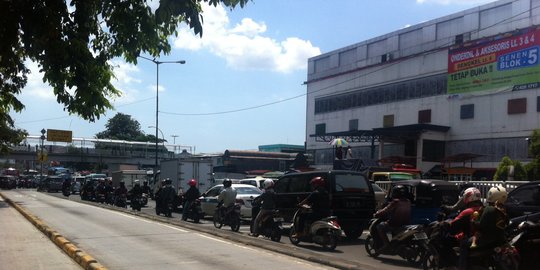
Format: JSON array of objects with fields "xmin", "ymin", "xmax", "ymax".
[
  {"xmin": 182, "ymin": 199, "xmax": 203, "ymax": 223},
  {"xmin": 422, "ymin": 216, "xmax": 520, "ymax": 270},
  {"xmin": 288, "ymin": 204, "xmax": 343, "ymax": 251},
  {"xmin": 365, "ymin": 217, "xmax": 429, "ymax": 264},
  {"xmin": 213, "ymin": 203, "xmax": 241, "ymax": 232},
  {"xmin": 250, "ymin": 202, "xmax": 283, "ymax": 242},
  {"xmin": 114, "ymin": 194, "xmax": 127, "ymax": 208}
]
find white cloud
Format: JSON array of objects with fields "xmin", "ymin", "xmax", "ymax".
[
  {"xmin": 416, "ymin": 0, "xmax": 496, "ymax": 4},
  {"xmin": 173, "ymin": 3, "xmax": 321, "ymax": 73},
  {"xmin": 23, "ymin": 61, "xmax": 55, "ymax": 100},
  {"xmin": 110, "ymin": 60, "xmax": 143, "ymax": 105}
]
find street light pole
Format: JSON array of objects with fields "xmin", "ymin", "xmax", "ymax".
[
  {"xmin": 171, "ymin": 135, "xmax": 179, "ymax": 144},
  {"xmin": 138, "ymin": 56, "xmax": 185, "ymax": 185},
  {"xmin": 40, "ymin": 128, "xmax": 46, "ymax": 178}
]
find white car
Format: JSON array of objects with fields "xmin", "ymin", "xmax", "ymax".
[
  {"xmin": 199, "ymin": 184, "xmax": 262, "ymax": 218},
  {"xmin": 372, "ymin": 182, "xmax": 387, "ymax": 210}
]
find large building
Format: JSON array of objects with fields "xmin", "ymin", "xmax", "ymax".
[{"xmin": 305, "ymin": 0, "xmax": 540, "ymax": 177}]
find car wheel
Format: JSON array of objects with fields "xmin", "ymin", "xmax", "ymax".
[{"xmin": 289, "ymin": 226, "xmax": 300, "ymax": 245}]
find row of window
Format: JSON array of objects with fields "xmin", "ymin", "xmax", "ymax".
[
  {"xmin": 314, "ymin": 74, "xmax": 447, "ymax": 114},
  {"xmin": 315, "ymin": 96, "xmax": 535, "ymax": 135}
]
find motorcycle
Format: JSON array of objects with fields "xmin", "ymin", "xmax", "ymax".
[
  {"xmin": 62, "ymin": 187, "xmax": 71, "ymax": 197},
  {"xmin": 141, "ymin": 193, "xmax": 148, "ymax": 206},
  {"xmin": 213, "ymin": 203, "xmax": 241, "ymax": 232},
  {"xmin": 250, "ymin": 202, "xmax": 283, "ymax": 242},
  {"xmin": 288, "ymin": 204, "xmax": 343, "ymax": 251},
  {"xmin": 96, "ymin": 192, "xmax": 106, "ymax": 204},
  {"xmin": 508, "ymin": 215, "xmax": 540, "ymax": 270},
  {"xmin": 422, "ymin": 216, "xmax": 520, "ymax": 270},
  {"xmin": 156, "ymin": 200, "xmax": 173, "ymax": 217},
  {"xmin": 182, "ymin": 199, "xmax": 204, "ymax": 223},
  {"xmin": 365, "ymin": 217, "xmax": 429, "ymax": 264}
]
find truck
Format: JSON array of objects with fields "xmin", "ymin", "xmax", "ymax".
[
  {"xmin": 111, "ymin": 170, "xmax": 151, "ymax": 191},
  {"xmin": 160, "ymin": 158, "xmax": 214, "ymax": 193}
]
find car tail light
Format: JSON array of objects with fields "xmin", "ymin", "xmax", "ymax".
[{"xmin": 330, "ymin": 220, "xmax": 340, "ymax": 228}]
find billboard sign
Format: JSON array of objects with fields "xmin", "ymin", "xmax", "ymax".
[
  {"xmin": 47, "ymin": 129, "xmax": 73, "ymax": 143},
  {"xmin": 448, "ymin": 28, "xmax": 540, "ymax": 94}
]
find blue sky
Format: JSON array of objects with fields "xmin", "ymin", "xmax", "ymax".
[{"xmin": 12, "ymin": 0, "xmax": 497, "ymax": 153}]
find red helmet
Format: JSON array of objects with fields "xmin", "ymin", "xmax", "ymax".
[
  {"xmin": 310, "ymin": 177, "xmax": 325, "ymax": 188},
  {"xmin": 188, "ymin": 179, "xmax": 197, "ymax": 187}
]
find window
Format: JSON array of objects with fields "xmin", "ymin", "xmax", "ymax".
[
  {"xmin": 508, "ymin": 98, "xmax": 526, "ymax": 114},
  {"xmin": 315, "ymin": 123, "xmax": 326, "ymax": 135},
  {"xmin": 334, "ymin": 173, "xmax": 369, "ymax": 193},
  {"xmin": 273, "ymin": 178, "xmax": 289, "ymax": 193},
  {"xmin": 349, "ymin": 119, "xmax": 358, "ymax": 131},
  {"xmin": 383, "ymin": 115, "xmax": 394, "ymax": 127},
  {"xmin": 288, "ymin": 176, "xmax": 310, "ymax": 193},
  {"xmin": 422, "ymin": 140, "xmax": 446, "ymax": 162},
  {"xmin": 460, "ymin": 104, "xmax": 474, "ymax": 119},
  {"xmin": 509, "ymin": 186, "xmax": 540, "ymax": 205},
  {"xmin": 418, "ymin": 109, "xmax": 432, "ymax": 123}
]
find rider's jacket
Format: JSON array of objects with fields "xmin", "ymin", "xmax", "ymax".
[
  {"xmin": 474, "ymin": 205, "xmax": 509, "ymax": 248},
  {"xmin": 184, "ymin": 186, "xmax": 201, "ymax": 202},
  {"xmin": 218, "ymin": 186, "xmax": 237, "ymax": 207},
  {"xmin": 374, "ymin": 198, "xmax": 411, "ymax": 227},
  {"xmin": 450, "ymin": 205, "xmax": 482, "ymax": 240}
]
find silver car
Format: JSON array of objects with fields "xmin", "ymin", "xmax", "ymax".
[
  {"xmin": 199, "ymin": 184, "xmax": 262, "ymax": 218},
  {"xmin": 372, "ymin": 183, "xmax": 387, "ymax": 210}
]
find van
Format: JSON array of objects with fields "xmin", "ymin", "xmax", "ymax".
[
  {"xmin": 371, "ymin": 172, "xmax": 416, "ymax": 182},
  {"xmin": 273, "ymin": 170, "xmax": 375, "ymax": 239}
]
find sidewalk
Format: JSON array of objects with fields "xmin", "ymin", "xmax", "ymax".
[{"xmin": 0, "ymin": 195, "xmax": 81, "ymax": 270}]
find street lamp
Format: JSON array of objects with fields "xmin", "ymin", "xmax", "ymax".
[
  {"xmin": 40, "ymin": 128, "xmax": 46, "ymax": 178},
  {"xmin": 171, "ymin": 135, "xmax": 179, "ymax": 144},
  {"xmin": 138, "ymin": 56, "xmax": 185, "ymax": 184}
]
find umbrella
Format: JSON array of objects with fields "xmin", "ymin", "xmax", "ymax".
[{"xmin": 329, "ymin": 138, "xmax": 348, "ymax": 146}]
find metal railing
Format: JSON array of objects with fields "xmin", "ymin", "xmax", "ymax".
[{"xmin": 375, "ymin": 180, "xmax": 527, "ymax": 195}]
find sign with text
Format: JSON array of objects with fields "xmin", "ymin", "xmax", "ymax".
[
  {"xmin": 448, "ymin": 28, "xmax": 540, "ymax": 94},
  {"xmin": 47, "ymin": 129, "xmax": 73, "ymax": 143}
]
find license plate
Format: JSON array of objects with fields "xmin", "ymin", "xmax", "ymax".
[
  {"xmin": 273, "ymin": 217, "xmax": 284, "ymax": 222},
  {"xmin": 414, "ymin": 232, "xmax": 428, "ymax": 240}
]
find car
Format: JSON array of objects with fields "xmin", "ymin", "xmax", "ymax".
[
  {"xmin": 199, "ymin": 183, "xmax": 262, "ymax": 218},
  {"xmin": 505, "ymin": 182, "xmax": 540, "ymax": 219},
  {"xmin": 273, "ymin": 170, "xmax": 375, "ymax": 239},
  {"xmin": 371, "ymin": 182, "xmax": 387, "ymax": 210},
  {"xmin": 238, "ymin": 177, "xmax": 274, "ymax": 190},
  {"xmin": 41, "ymin": 176, "xmax": 64, "ymax": 192},
  {"xmin": 371, "ymin": 172, "xmax": 416, "ymax": 182}
]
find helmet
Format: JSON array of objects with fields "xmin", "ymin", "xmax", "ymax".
[
  {"xmin": 487, "ymin": 185, "xmax": 507, "ymax": 204},
  {"xmin": 462, "ymin": 187, "xmax": 482, "ymax": 205},
  {"xmin": 134, "ymin": 180, "xmax": 140, "ymax": 186},
  {"xmin": 223, "ymin": 179, "xmax": 232, "ymax": 188},
  {"xmin": 263, "ymin": 179, "xmax": 274, "ymax": 189},
  {"xmin": 310, "ymin": 177, "xmax": 325, "ymax": 189},
  {"xmin": 391, "ymin": 185, "xmax": 407, "ymax": 199},
  {"xmin": 164, "ymin": 178, "xmax": 172, "ymax": 185},
  {"xmin": 188, "ymin": 179, "xmax": 197, "ymax": 187}
]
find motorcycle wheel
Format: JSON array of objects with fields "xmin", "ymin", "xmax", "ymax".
[
  {"xmin": 230, "ymin": 217, "xmax": 240, "ymax": 232},
  {"xmin": 322, "ymin": 231, "xmax": 338, "ymax": 251},
  {"xmin": 422, "ymin": 245, "xmax": 439, "ymax": 270},
  {"xmin": 270, "ymin": 226, "xmax": 281, "ymax": 242},
  {"xmin": 289, "ymin": 226, "xmax": 301, "ymax": 245},
  {"xmin": 406, "ymin": 242, "xmax": 425, "ymax": 265},
  {"xmin": 213, "ymin": 211, "xmax": 223, "ymax": 229},
  {"xmin": 193, "ymin": 214, "xmax": 200, "ymax": 223},
  {"xmin": 364, "ymin": 235, "xmax": 380, "ymax": 258}
]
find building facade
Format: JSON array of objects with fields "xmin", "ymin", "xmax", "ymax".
[{"xmin": 306, "ymin": 0, "xmax": 540, "ymax": 175}]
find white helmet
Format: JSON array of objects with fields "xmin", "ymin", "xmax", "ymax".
[
  {"xmin": 463, "ymin": 187, "xmax": 482, "ymax": 205},
  {"xmin": 487, "ymin": 185, "xmax": 507, "ymax": 204},
  {"xmin": 263, "ymin": 179, "xmax": 274, "ymax": 189}
]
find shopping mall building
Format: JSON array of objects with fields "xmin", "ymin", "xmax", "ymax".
[{"xmin": 305, "ymin": 0, "xmax": 540, "ymax": 178}]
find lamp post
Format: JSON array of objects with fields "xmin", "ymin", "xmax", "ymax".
[
  {"xmin": 40, "ymin": 129, "xmax": 46, "ymax": 178},
  {"xmin": 138, "ymin": 56, "xmax": 185, "ymax": 184},
  {"xmin": 171, "ymin": 135, "xmax": 179, "ymax": 144}
]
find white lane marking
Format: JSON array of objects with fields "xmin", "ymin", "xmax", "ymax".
[{"xmin": 196, "ymin": 233, "xmax": 230, "ymax": 244}]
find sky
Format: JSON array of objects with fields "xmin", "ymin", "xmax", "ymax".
[{"xmin": 11, "ymin": 0, "xmax": 499, "ymax": 154}]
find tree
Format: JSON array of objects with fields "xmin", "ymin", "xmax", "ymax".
[
  {"xmin": 0, "ymin": 0, "xmax": 250, "ymax": 151},
  {"xmin": 96, "ymin": 112, "xmax": 163, "ymax": 142},
  {"xmin": 494, "ymin": 156, "xmax": 527, "ymax": 181}
]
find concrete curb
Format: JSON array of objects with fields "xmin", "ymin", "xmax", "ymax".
[{"xmin": 0, "ymin": 192, "xmax": 107, "ymax": 270}]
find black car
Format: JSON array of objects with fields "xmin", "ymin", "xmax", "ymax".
[
  {"xmin": 505, "ymin": 182, "xmax": 540, "ymax": 218},
  {"xmin": 273, "ymin": 170, "xmax": 375, "ymax": 239}
]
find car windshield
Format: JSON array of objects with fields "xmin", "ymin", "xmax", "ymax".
[
  {"xmin": 390, "ymin": 173, "xmax": 414, "ymax": 180},
  {"xmin": 334, "ymin": 173, "xmax": 369, "ymax": 192},
  {"xmin": 371, "ymin": 183, "xmax": 383, "ymax": 192},
  {"xmin": 234, "ymin": 186, "xmax": 262, "ymax": 195}
]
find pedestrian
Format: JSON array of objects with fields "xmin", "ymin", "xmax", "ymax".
[{"xmin": 346, "ymin": 146, "xmax": 353, "ymax": 159}]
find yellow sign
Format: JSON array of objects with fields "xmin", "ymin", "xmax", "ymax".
[
  {"xmin": 37, "ymin": 152, "xmax": 48, "ymax": 162},
  {"xmin": 47, "ymin": 129, "xmax": 73, "ymax": 143}
]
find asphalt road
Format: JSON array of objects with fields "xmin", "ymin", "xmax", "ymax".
[{"xmin": 22, "ymin": 190, "xmax": 419, "ymax": 270}]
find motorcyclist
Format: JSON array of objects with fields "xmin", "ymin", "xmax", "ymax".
[
  {"xmin": 292, "ymin": 176, "xmax": 331, "ymax": 238},
  {"xmin": 447, "ymin": 187, "xmax": 483, "ymax": 270},
  {"xmin": 62, "ymin": 178, "xmax": 71, "ymax": 196},
  {"xmin": 442, "ymin": 182, "xmax": 475, "ymax": 214},
  {"xmin": 141, "ymin": 181, "xmax": 152, "ymax": 197},
  {"xmin": 373, "ymin": 185, "xmax": 412, "ymax": 251},
  {"xmin": 82, "ymin": 180, "xmax": 95, "ymax": 200},
  {"xmin": 251, "ymin": 179, "xmax": 276, "ymax": 236},
  {"xmin": 217, "ymin": 179, "xmax": 237, "ymax": 218},
  {"xmin": 95, "ymin": 178, "xmax": 107, "ymax": 203},
  {"xmin": 158, "ymin": 178, "xmax": 176, "ymax": 216},
  {"xmin": 104, "ymin": 179, "xmax": 114, "ymax": 204},
  {"xmin": 114, "ymin": 181, "xmax": 128, "ymax": 206},
  {"xmin": 182, "ymin": 179, "xmax": 201, "ymax": 221},
  {"xmin": 129, "ymin": 180, "xmax": 143, "ymax": 200},
  {"xmin": 473, "ymin": 185, "xmax": 509, "ymax": 249}
]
